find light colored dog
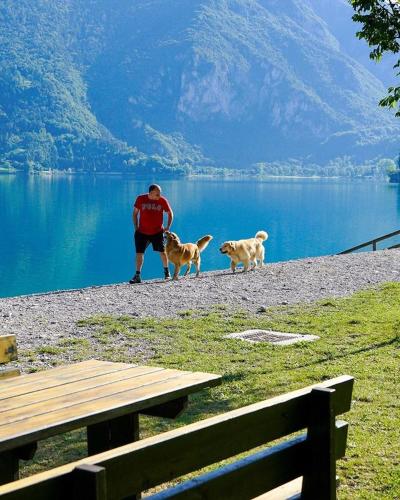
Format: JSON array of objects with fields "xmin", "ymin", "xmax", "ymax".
[
  {"xmin": 164, "ymin": 231, "xmax": 213, "ymax": 279},
  {"xmin": 219, "ymin": 231, "xmax": 268, "ymax": 272}
]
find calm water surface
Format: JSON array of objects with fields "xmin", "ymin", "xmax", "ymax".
[{"xmin": 1, "ymin": 175, "xmax": 400, "ymax": 298}]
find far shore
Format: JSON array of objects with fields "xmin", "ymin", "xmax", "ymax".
[{"xmin": 0, "ymin": 168, "xmax": 389, "ymax": 182}]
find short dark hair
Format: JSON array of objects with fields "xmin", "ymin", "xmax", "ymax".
[{"xmin": 148, "ymin": 184, "xmax": 161, "ymax": 193}]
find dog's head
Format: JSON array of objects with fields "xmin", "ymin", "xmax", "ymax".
[
  {"xmin": 219, "ymin": 241, "xmax": 236, "ymax": 255},
  {"xmin": 164, "ymin": 231, "xmax": 180, "ymax": 244}
]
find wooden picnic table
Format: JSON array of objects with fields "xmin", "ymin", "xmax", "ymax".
[{"xmin": 0, "ymin": 359, "xmax": 221, "ymax": 485}]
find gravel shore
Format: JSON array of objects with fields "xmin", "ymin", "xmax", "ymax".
[{"xmin": 1, "ymin": 250, "xmax": 400, "ymax": 366}]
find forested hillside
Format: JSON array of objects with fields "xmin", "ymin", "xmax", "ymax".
[{"xmin": 0, "ymin": 0, "xmax": 398, "ymax": 173}]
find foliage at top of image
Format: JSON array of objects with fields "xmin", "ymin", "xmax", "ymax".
[{"xmin": 351, "ymin": 0, "xmax": 400, "ymax": 116}]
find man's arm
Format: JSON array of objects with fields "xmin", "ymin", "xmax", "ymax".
[
  {"xmin": 165, "ymin": 209, "xmax": 173, "ymax": 231},
  {"xmin": 133, "ymin": 207, "xmax": 139, "ymax": 230}
]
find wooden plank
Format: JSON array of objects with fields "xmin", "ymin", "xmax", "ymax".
[
  {"xmin": 147, "ymin": 434, "xmax": 307, "ymax": 500},
  {"xmin": 0, "ymin": 366, "xmax": 164, "ymax": 413},
  {"xmin": 0, "ymin": 360, "xmax": 135, "ymax": 399},
  {"xmin": 0, "ymin": 371, "xmax": 221, "ymax": 451},
  {"xmin": 0, "ymin": 377, "xmax": 352, "ymax": 500},
  {"xmin": 0, "ymin": 336, "xmax": 17, "ymax": 364},
  {"xmin": 0, "ymin": 360, "xmax": 100, "ymax": 391},
  {"xmin": 254, "ymin": 477, "xmax": 302, "ymax": 499},
  {"xmin": 0, "ymin": 368, "xmax": 20, "ymax": 381},
  {"xmin": 0, "ymin": 369, "xmax": 199, "ymax": 425}
]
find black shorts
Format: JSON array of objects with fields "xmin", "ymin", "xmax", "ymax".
[{"xmin": 135, "ymin": 230, "xmax": 165, "ymax": 253}]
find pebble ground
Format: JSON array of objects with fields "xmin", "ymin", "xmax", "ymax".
[{"xmin": 1, "ymin": 251, "xmax": 400, "ymax": 359}]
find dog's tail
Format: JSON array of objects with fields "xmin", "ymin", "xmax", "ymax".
[
  {"xmin": 255, "ymin": 230, "xmax": 268, "ymax": 241},
  {"xmin": 196, "ymin": 235, "xmax": 213, "ymax": 252}
]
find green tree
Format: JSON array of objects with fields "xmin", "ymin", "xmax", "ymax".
[
  {"xmin": 351, "ymin": 0, "xmax": 400, "ymax": 116},
  {"xmin": 378, "ymin": 158, "xmax": 397, "ymax": 173}
]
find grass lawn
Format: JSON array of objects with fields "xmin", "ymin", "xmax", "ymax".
[{"xmin": 20, "ymin": 283, "xmax": 400, "ymax": 499}]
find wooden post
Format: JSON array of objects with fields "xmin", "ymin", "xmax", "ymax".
[
  {"xmin": 373, "ymin": 241, "xmax": 377, "ymax": 251},
  {"xmin": 73, "ymin": 464, "xmax": 107, "ymax": 500},
  {"xmin": 301, "ymin": 388, "xmax": 336, "ymax": 499}
]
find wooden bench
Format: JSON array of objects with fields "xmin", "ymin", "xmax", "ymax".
[
  {"xmin": 0, "ymin": 375, "xmax": 354, "ymax": 500},
  {"xmin": 0, "ymin": 335, "xmax": 19, "ymax": 380}
]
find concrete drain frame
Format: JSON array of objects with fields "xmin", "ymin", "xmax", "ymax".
[{"xmin": 225, "ymin": 329, "xmax": 319, "ymax": 346}]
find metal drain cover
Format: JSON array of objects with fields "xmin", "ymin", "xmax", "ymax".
[{"xmin": 225, "ymin": 329, "xmax": 319, "ymax": 345}]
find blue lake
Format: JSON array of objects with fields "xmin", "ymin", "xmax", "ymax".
[{"xmin": 1, "ymin": 175, "xmax": 400, "ymax": 298}]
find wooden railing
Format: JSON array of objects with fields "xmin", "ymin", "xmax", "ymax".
[{"xmin": 339, "ymin": 229, "xmax": 400, "ymax": 254}]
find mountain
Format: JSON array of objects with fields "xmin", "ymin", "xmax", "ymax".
[{"xmin": 0, "ymin": 0, "xmax": 398, "ymax": 172}]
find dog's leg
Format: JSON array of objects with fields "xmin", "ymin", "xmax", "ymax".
[
  {"xmin": 259, "ymin": 248, "xmax": 265, "ymax": 267},
  {"xmin": 195, "ymin": 257, "xmax": 200, "ymax": 277},
  {"xmin": 243, "ymin": 259, "xmax": 250, "ymax": 272},
  {"xmin": 173, "ymin": 264, "xmax": 181, "ymax": 280},
  {"xmin": 184, "ymin": 261, "xmax": 192, "ymax": 277},
  {"xmin": 230, "ymin": 261, "xmax": 236, "ymax": 273}
]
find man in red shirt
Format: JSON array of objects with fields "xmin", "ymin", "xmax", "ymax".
[{"xmin": 129, "ymin": 184, "xmax": 173, "ymax": 284}]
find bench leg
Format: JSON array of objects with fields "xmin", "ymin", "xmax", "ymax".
[
  {"xmin": 87, "ymin": 420, "xmax": 110, "ymax": 456},
  {"xmin": 140, "ymin": 396, "xmax": 188, "ymax": 419},
  {"xmin": 15, "ymin": 442, "xmax": 38, "ymax": 461},
  {"xmin": 87, "ymin": 414, "xmax": 140, "ymax": 499},
  {"xmin": 0, "ymin": 443, "xmax": 38, "ymax": 486},
  {"xmin": 87, "ymin": 413, "xmax": 139, "ymax": 455},
  {"xmin": 0, "ymin": 451, "xmax": 19, "ymax": 485}
]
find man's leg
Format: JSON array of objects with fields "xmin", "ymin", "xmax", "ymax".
[
  {"xmin": 130, "ymin": 232, "xmax": 148, "ymax": 284},
  {"xmin": 129, "ymin": 253, "xmax": 143, "ymax": 283},
  {"xmin": 136, "ymin": 253, "xmax": 144, "ymax": 272},
  {"xmin": 159, "ymin": 251, "xmax": 170, "ymax": 279}
]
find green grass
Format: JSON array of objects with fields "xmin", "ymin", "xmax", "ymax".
[
  {"xmin": 20, "ymin": 283, "xmax": 400, "ymax": 499},
  {"xmin": 35, "ymin": 346, "xmax": 65, "ymax": 356}
]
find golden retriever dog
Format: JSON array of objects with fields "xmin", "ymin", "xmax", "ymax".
[
  {"xmin": 219, "ymin": 230, "xmax": 268, "ymax": 272},
  {"xmin": 164, "ymin": 231, "xmax": 213, "ymax": 279}
]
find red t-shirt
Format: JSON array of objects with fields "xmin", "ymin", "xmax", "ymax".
[{"xmin": 134, "ymin": 194, "xmax": 172, "ymax": 235}]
